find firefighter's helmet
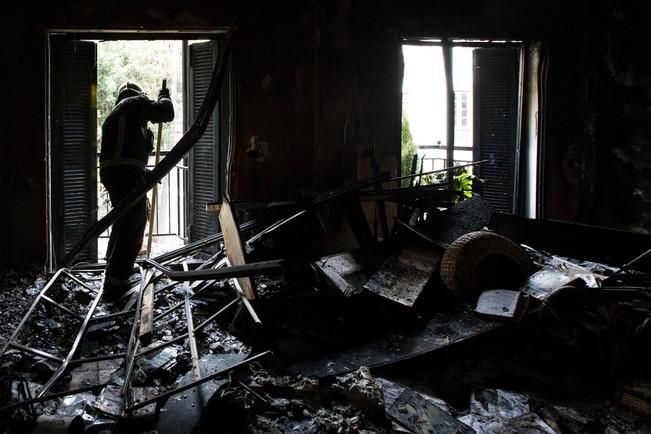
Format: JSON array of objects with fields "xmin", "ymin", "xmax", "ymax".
[{"xmin": 116, "ymin": 81, "xmax": 145, "ymax": 104}]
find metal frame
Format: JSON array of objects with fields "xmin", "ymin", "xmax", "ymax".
[
  {"xmin": 47, "ymin": 28, "xmax": 229, "ymax": 39},
  {"xmin": 144, "ymin": 257, "xmax": 284, "ymax": 281},
  {"xmin": 119, "ymin": 267, "xmax": 150, "ymax": 411},
  {"xmin": 2, "ymin": 216, "xmax": 276, "ymax": 416},
  {"xmin": 442, "ymin": 38, "xmax": 455, "ymax": 188},
  {"xmin": 2, "ymin": 260, "xmax": 268, "ymax": 417},
  {"xmin": 0, "ymin": 268, "xmax": 106, "ymax": 401},
  {"xmin": 402, "ymin": 37, "xmax": 522, "ymax": 48},
  {"xmin": 152, "ymin": 219, "xmax": 259, "ymax": 264},
  {"xmin": 125, "ymin": 351, "xmax": 271, "ymax": 413}
]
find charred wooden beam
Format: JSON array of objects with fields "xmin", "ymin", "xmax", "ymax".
[
  {"xmin": 138, "ymin": 278, "xmax": 156, "ymax": 345},
  {"xmin": 219, "ymin": 198, "xmax": 256, "ymax": 299},
  {"xmin": 183, "ymin": 261, "xmax": 202, "ymax": 381}
]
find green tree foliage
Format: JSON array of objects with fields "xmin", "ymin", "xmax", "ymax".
[
  {"xmin": 401, "ymin": 114, "xmax": 417, "ymax": 187},
  {"xmin": 400, "ymin": 113, "xmax": 474, "ymax": 199},
  {"xmin": 97, "ymin": 40, "xmax": 184, "ymax": 150}
]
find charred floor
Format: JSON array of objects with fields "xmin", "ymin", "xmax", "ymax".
[{"xmin": 1, "ymin": 193, "xmax": 651, "ymax": 433}]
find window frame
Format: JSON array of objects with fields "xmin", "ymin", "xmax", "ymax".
[{"xmin": 400, "ymin": 37, "xmax": 541, "ymax": 216}]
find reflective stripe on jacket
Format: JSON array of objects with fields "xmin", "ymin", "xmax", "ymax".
[{"xmin": 99, "ymin": 94, "xmax": 174, "ymax": 168}]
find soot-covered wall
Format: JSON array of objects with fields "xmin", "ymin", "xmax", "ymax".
[
  {"xmin": 2, "ymin": 0, "xmax": 649, "ymax": 269},
  {"xmin": 543, "ymin": 1, "xmax": 651, "ymax": 233}
]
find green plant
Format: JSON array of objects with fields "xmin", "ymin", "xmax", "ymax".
[
  {"xmin": 401, "ymin": 114, "xmax": 417, "ymax": 187},
  {"xmin": 420, "ymin": 171, "xmax": 447, "ymax": 186},
  {"xmin": 453, "ymin": 168, "xmax": 474, "ymax": 202}
]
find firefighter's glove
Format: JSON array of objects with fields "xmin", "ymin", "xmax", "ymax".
[{"xmin": 158, "ymin": 87, "xmax": 171, "ymax": 99}]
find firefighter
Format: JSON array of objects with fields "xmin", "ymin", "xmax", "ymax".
[{"xmin": 99, "ymin": 81, "xmax": 174, "ymax": 301}]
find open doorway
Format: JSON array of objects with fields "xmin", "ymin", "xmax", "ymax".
[
  {"xmin": 47, "ymin": 31, "xmax": 229, "ymax": 268},
  {"xmin": 401, "ymin": 40, "xmax": 524, "ymax": 214},
  {"xmin": 96, "ymin": 40, "xmax": 187, "ymax": 260}
]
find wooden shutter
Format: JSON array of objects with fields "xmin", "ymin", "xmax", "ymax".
[
  {"xmin": 51, "ymin": 39, "xmax": 97, "ymax": 264},
  {"xmin": 187, "ymin": 41, "xmax": 223, "ymax": 242},
  {"xmin": 473, "ymin": 47, "xmax": 520, "ymax": 214}
]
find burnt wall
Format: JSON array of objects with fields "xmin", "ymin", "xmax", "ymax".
[
  {"xmin": 2, "ymin": 0, "xmax": 649, "ymax": 269},
  {"xmin": 542, "ymin": 1, "xmax": 651, "ymax": 233},
  {"xmin": 3, "ymin": 4, "xmax": 49, "ymax": 270},
  {"xmin": 232, "ymin": 1, "xmax": 403, "ymax": 199}
]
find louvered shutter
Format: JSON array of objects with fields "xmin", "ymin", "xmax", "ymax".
[
  {"xmin": 51, "ymin": 40, "xmax": 97, "ymax": 264},
  {"xmin": 473, "ymin": 48, "xmax": 520, "ymax": 214},
  {"xmin": 187, "ymin": 41, "xmax": 222, "ymax": 242}
]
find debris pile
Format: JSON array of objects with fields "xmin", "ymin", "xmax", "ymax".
[
  {"xmin": 0, "ymin": 246, "xmax": 269, "ymax": 433},
  {"xmin": 2, "ymin": 170, "xmax": 651, "ymax": 433}
]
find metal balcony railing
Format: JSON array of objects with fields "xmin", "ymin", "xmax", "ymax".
[
  {"xmin": 416, "ymin": 157, "xmax": 473, "ymax": 174},
  {"xmin": 97, "ymin": 151, "xmax": 188, "ymax": 244}
]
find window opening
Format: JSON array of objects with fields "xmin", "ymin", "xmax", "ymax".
[
  {"xmin": 401, "ymin": 45, "xmax": 476, "ymax": 174},
  {"xmin": 401, "ymin": 39, "xmax": 524, "ymax": 213}
]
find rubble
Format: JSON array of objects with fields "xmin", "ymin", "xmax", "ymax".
[
  {"xmin": 363, "ymin": 245, "xmax": 441, "ymax": 307},
  {"xmin": 458, "ymin": 388, "xmax": 553, "ymax": 434},
  {"xmin": 617, "ymin": 380, "xmax": 651, "ymax": 417},
  {"xmin": 32, "ymin": 414, "xmax": 84, "ymax": 434},
  {"xmin": 388, "ymin": 387, "xmax": 473, "ymax": 434},
  {"xmin": 203, "ymin": 366, "xmax": 391, "ymax": 433},
  {"xmin": 0, "ymin": 242, "xmax": 271, "ymax": 432},
  {"xmin": 2, "ymin": 172, "xmax": 651, "ymax": 433},
  {"xmin": 474, "ymin": 289, "xmax": 529, "ymax": 321},
  {"xmin": 314, "ymin": 249, "xmax": 386, "ymax": 297}
]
